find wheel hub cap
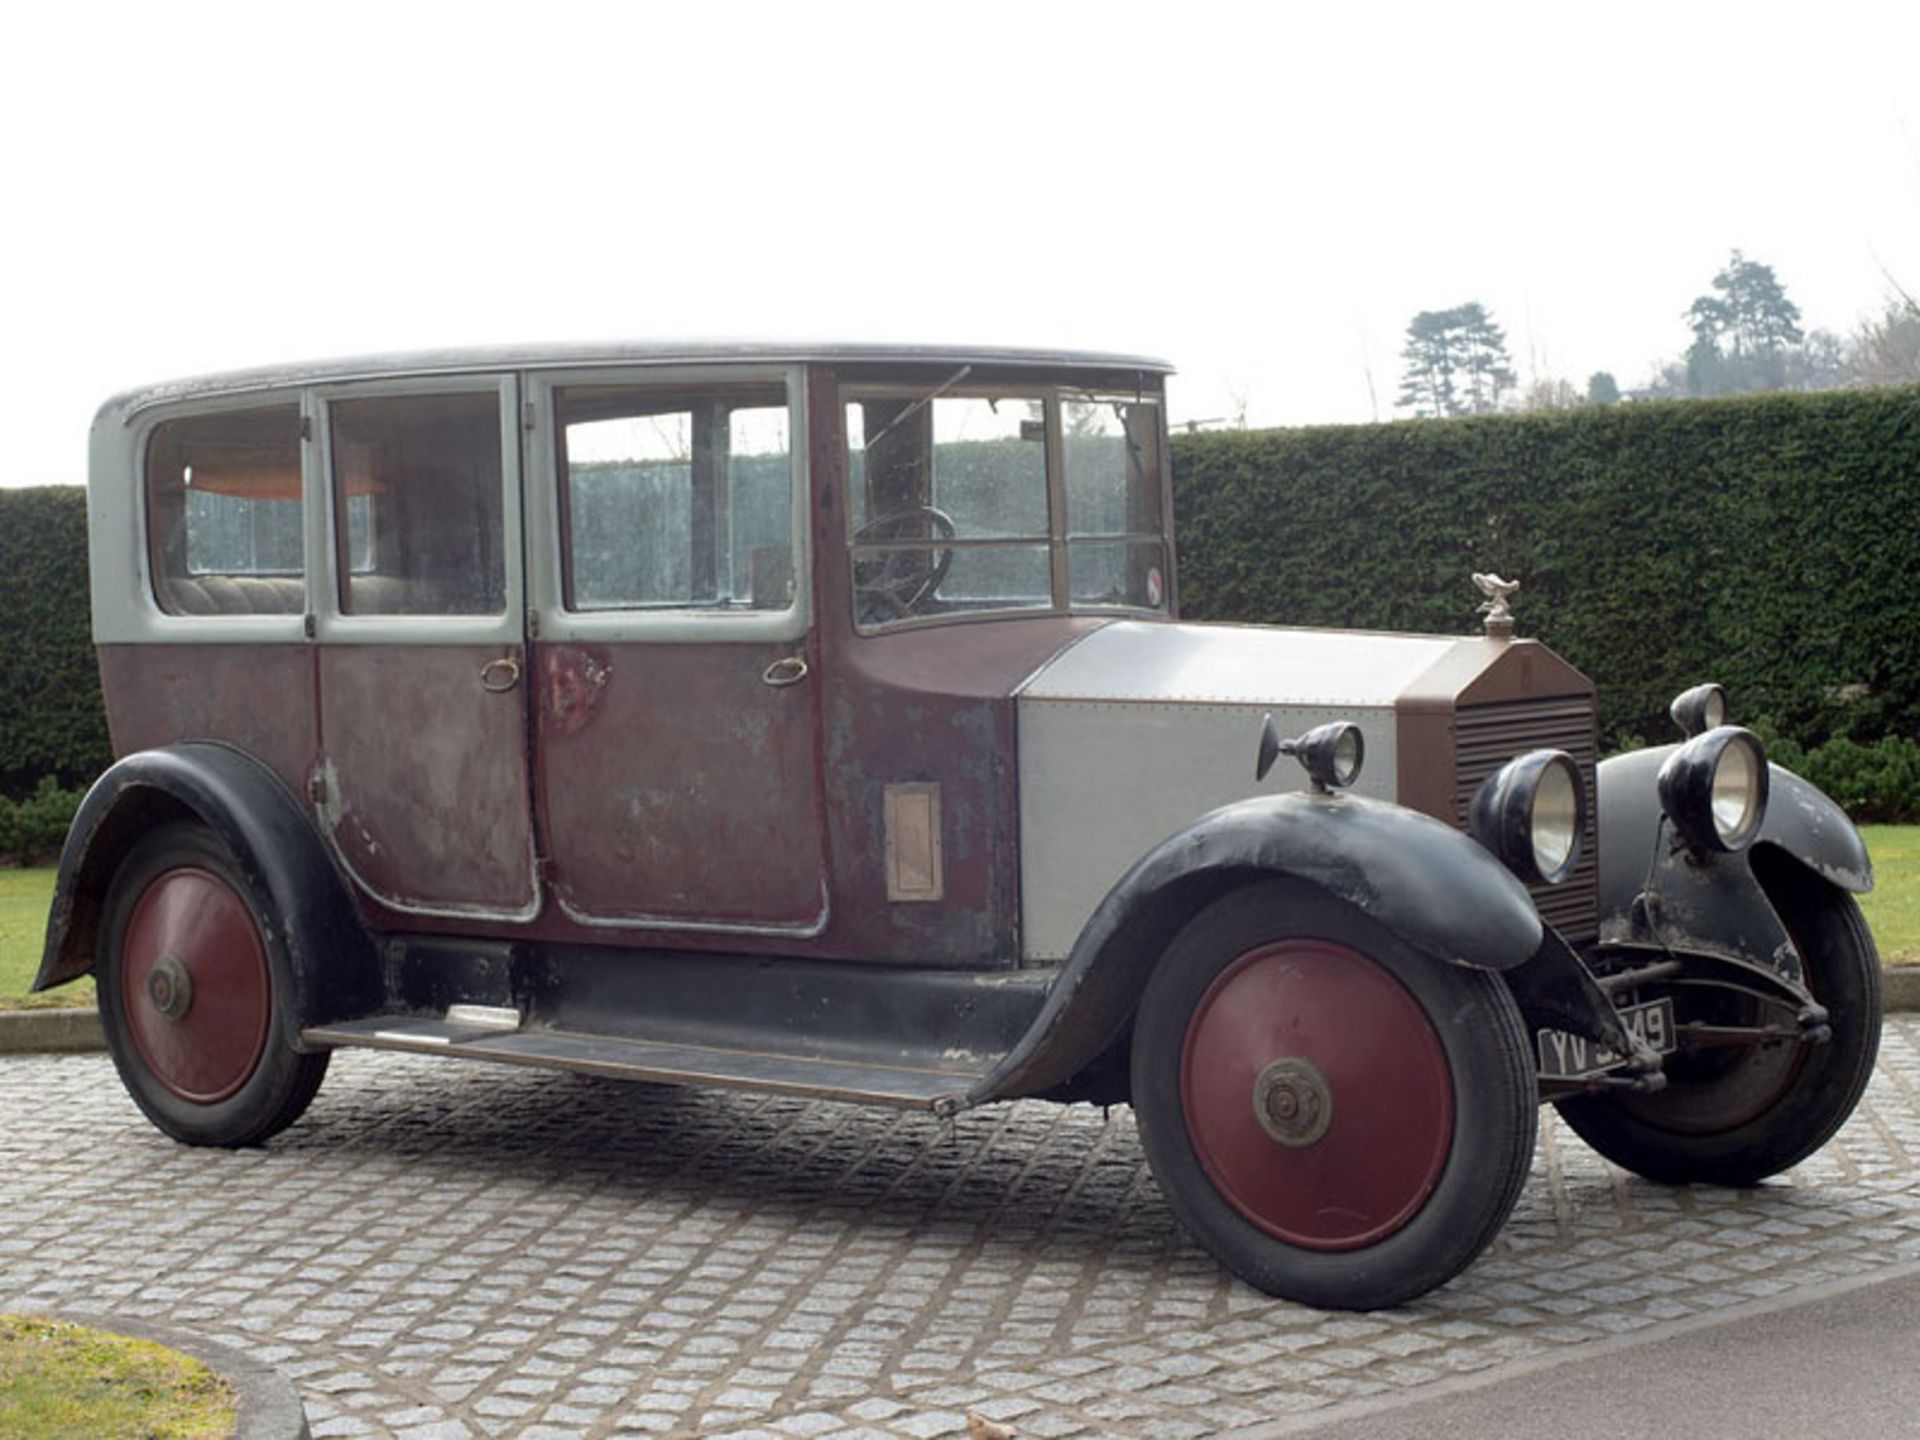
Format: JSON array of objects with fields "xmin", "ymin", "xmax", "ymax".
[
  {"xmin": 1253, "ymin": 1057, "xmax": 1333, "ymax": 1147},
  {"xmin": 1180, "ymin": 939, "xmax": 1455, "ymax": 1252},
  {"xmin": 121, "ymin": 868, "xmax": 270, "ymax": 1104},
  {"xmin": 146, "ymin": 953, "xmax": 194, "ymax": 1019}
]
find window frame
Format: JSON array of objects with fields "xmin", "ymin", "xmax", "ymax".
[
  {"xmin": 842, "ymin": 382, "xmax": 1171, "ymax": 635},
  {"xmin": 131, "ymin": 391, "xmax": 316, "ymax": 644},
  {"xmin": 310, "ymin": 374, "xmax": 525, "ymax": 648},
  {"xmin": 526, "ymin": 364, "xmax": 812, "ymax": 646}
]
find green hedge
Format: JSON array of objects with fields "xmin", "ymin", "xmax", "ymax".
[
  {"xmin": 5, "ymin": 393, "xmax": 1920, "ymax": 819},
  {"xmin": 0, "ymin": 777, "xmax": 85, "ymax": 865},
  {"xmin": 1171, "ymin": 387, "xmax": 1920, "ymax": 758},
  {"xmin": 0, "ymin": 487, "xmax": 111, "ymax": 801}
]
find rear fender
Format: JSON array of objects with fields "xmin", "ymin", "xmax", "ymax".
[
  {"xmin": 973, "ymin": 791, "xmax": 1544, "ymax": 1103},
  {"xmin": 35, "ymin": 743, "xmax": 379, "ymax": 1036}
]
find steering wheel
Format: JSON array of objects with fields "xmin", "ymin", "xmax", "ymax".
[{"xmin": 853, "ymin": 506, "xmax": 957, "ymax": 619}]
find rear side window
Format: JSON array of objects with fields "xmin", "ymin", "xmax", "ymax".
[
  {"xmin": 330, "ymin": 393, "xmax": 507, "ymax": 616},
  {"xmin": 145, "ymin": 406, "xmax": 307, "ymax": 616}
]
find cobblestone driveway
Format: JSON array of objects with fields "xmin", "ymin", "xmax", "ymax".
[{"xmin": 6, "ymin": 1018, "xmax": 1920, "ymax": 1440}]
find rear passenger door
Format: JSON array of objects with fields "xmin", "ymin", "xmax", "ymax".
[{"xmin": 311, "ymin": 378, "xmax": 538, "ymax": 918}]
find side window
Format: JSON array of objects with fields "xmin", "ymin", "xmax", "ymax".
[
  {"xmin": 1061, "ymin": 396, "xmax": 1168, "ymax": 610},
  {"xmin": 145, "ymin": 405, "xmax": 307, "ymax": 616},
  {"xmin": 330, "ymin": 393, "xmax": 507, "ymax": 616},
  {"xmin": 557, "ymin": 385, "xmax": 794, "ymax": 612}
]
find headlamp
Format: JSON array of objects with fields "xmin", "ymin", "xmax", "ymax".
[
  {"xmin": 1669, "ymin": 683, "xmax": 1728, "ymax": 739},
  {"xmin": 1469, "ymin": 749, "xmax": 1586, "ymax": 885},
  {"xmin": 1658, "ymin": 726, "xmax": 1769, "ymax": 854}
]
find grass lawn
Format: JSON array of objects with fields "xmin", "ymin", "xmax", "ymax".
[
  {"xmin": 1860, "ymin": 826, "xmax": 1920, "ymax": 965},
  {"xmin": 0, "ymin": 869, "xmax": 88, "ymax": 1011},
  {"xmin": 0, "ymin": 1314, "xmax": 235, "ymax": 1439},
  {"xmin": 0, "ymin": 827, "xmax": 1916, "ymax": 1009}
]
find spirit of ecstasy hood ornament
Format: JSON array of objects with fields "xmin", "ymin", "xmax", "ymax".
[{"xmin": 1472, "ymin": 572, "xmax": 1519, "ymax": 639}]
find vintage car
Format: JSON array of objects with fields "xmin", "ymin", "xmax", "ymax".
[{"xmin": 38, "ymin": 343, "xmax": 1879, "ymax": 1310}]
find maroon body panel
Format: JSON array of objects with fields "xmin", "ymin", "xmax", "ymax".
[
  {"xmin": 807, "ymin": 365, "xmax": 1113, "ymax": 964},
  {"xmin": 813, "ymin": 617, "xmax": 1106, "ymax": 963},
  {"xmin": 533, "ymin": 640, "xmax": 827, "ymax": 928},
  {"xmin": 316, "ymin": 644, "xmax": 537, "ymax": 915},
  {"xmin": 94, "ymin": 359, "xmax": 1166, "ymax": 968},
  {"xmin": 99, "ymin": 644, "xmax": 318, "ymax": 800}
]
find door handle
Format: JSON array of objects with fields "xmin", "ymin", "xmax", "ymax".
[
  {"xmin": 481, "ymin": 657, "xmax": 522, "ymax": 693},
  {"xmin": 762, "ymin": 655, "xmax": 809, "ymax": 688}
]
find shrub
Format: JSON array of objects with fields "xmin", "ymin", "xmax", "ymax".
[
  {"xmin": 0, "ymin": 776, "xmax": 84, "ymax": 866},
  {"xmin": 1793, "ymin": 734, "xmax": 1920, "ymax": 824}
]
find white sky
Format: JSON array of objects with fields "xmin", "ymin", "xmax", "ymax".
[{"xmin": 3, "ymin": 1, "xmax": 1916, "ymax": 488}]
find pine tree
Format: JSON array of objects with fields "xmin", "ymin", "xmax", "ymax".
[
  {"xmin": 1398, "ymin": 304, "xmax": 1516, "ymax": 417},
  {"xmin": 1683, "ymin": 251, "xmax": 1805, "ymax": 394}
]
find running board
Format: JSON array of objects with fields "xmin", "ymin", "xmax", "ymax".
[{"xmin": 302, "ymin": 1016, "xmax": 985, "ymax": 1110}]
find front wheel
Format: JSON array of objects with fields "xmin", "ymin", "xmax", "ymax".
[
  {"xmin": 1556, "ymin": 853, "xmax": 1880, "ymax": 1186},
  {"xmin": 1130, "ymin": 881, "xmax": 1537, "ymax": 1311},
  {"xmin": 98, "ymin": 822, "xmax": 329, "ymax": 1147}
]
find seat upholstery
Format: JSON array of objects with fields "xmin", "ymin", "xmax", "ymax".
[{"xmin": 163, "ymin": 574, "xmax": 307, "ymax": 615}]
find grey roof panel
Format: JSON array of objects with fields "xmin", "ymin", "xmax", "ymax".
[{"xmin": 99, "ymin": 340, "xmax": 1175, "ymax": 422}]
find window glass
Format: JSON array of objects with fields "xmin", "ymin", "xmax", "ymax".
[
  {"xmin": 846, "ymin": 394, "xmax": 1052, "ymax": 626},
  {"xmin": 1062, "ymin": 396, "xmax": 1167, "ymax": 610},
  {"xmin": 146, "ymin": 405, "xmax": 306, "ymax": 616},
  {"xmin": 330, "ymin": 393, "xmax": 506, "ymax": 616},
  {"xmin": 558, "ymin": 386, "xmax": 793, "ymax": 612}
]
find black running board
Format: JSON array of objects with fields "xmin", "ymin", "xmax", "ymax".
[{"xmin": 303, "ymin": 1015, "xmax": 986, "ymax": 1110}]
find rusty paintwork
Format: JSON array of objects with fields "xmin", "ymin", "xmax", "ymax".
[
  {"xmin": 533, "ymin": 639, "xmax": 828, "ymax": 930},
  {"xmin": 812, "ymin": 616, "xmax": 1111, "ymax": 964},
  {"xmin": 315, "ymin": 644, "xmax": 537, "ymax": 918},
  {"xmin": 99, "ymin": 644, "xmax": 318, "ymax": 799}
]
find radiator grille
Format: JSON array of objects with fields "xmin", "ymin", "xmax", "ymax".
[{"xmin": 1453, "ymin": 696, "xmax": 1599, "ymax": 942}]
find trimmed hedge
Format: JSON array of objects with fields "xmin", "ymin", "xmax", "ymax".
[
  {"xmin": 0, "ymin": 487, "xmax": 110, "ymax": 801},
  {"xmin": 1171, "ymin": 387, "xmax": 1920, "ymax": 760},
  {"xmin": 5, "ymin": 392, "xmax": 1919, "ymax": 819}
]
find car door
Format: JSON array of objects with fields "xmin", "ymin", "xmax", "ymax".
[
  {"xmin": 311, "ymin": 376, "xmax": 539, "ymax": 919},
  {"xmin": 525, "ymin": 364, "xmax": 828, "ymax": 933}
]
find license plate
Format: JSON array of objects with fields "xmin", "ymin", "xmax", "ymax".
[{"xmin": 1536, "ymin": 998, "xmax": 1676, "ymax": 1081}]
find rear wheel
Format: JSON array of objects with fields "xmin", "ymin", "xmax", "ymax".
[
  {"xmin": 1556, "ymin": 855, "xmax": 1880, "ymax": 1185},
  {"xmin": 98, "ymin": 823, "xmax": 328, "ymax": 1147},
  {"xmin": 1130, "ymin": 881, "xmax": 1537, "ymax": 1311}
]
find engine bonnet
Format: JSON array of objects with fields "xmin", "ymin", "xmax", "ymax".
[{"xmin": 1013, "ymin": 619, "xmax": 1594, "ymax": 962}]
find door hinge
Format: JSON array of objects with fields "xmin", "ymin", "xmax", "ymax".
[
  {"xmin": 299, "ymin": 415, "xmax": 313, "ymax": 442},
  {"xmin": 303, "ymin": 613, "xmax": 316, "ymax": 639},
  {"xmin": 307, "ymin": 772, "xmax": 327, "ymax": 805},
  {"xmin": 526, "ymin": 607, "xmax": 540, "ymax": 639},
  {"xmin": 522, "ymin": 401, "xmax": 537, "ymax": 432}
]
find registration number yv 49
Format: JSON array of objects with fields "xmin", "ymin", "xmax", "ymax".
[{"xmin": 1536, "ymin": 998, "xmax": 1677, "ymax": 1081}]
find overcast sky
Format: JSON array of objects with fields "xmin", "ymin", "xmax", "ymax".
[{"xmin": 3, "ymin": 1, "xmax": 1915, "ymax": 488}]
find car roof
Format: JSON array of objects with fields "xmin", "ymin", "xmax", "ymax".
[{"xmin": 100, "ymin": 341, "xmax": 1175, "ymax": 421}]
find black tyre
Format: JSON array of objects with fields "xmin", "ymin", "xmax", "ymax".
[
  {"xmin": 1130, "ymin": 880, "xmax": 1537, "ymax": 1311},
  {"xmin": 97, "ymin": 822, "xmax": 329, "ymax": 1147},
  {"xmin": 1556, "ymin": 854, "xmax": 1880, "ymax": 1186}
]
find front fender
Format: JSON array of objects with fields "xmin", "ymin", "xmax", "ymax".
[
  {"xmin": 35, "ymin": 743, "xmax": 379, "ymax": 1032},
  {"xmin": 1598, "ymin": 746, "xmax": 1873, "ymax": 920},
  {"xmin": 1595, "ymin": 746, "xmax": 1871, "ymax": 995},
  {"xmin": 971, "ymin": 792, "xmax": 1543, "ymax": 1103}
]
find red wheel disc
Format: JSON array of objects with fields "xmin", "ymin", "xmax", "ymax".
[
  {"xmin": 120, "ymin": 867, "xmax": 271, "ymax": 1104},
  {"xmin": 1180, "ymin": 939, "xmax": 1454, "ymax": 1251}
]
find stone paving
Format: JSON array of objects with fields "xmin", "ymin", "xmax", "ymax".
[{"xmin": 5, "ymin": 1019, "xmax": 1920, "ymax": 1440}]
